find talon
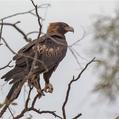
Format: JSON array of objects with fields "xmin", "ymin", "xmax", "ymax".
[
  {"xmin": 37, "ymin": 89, "xmax": 45, "ymax": 96},
  {"xmin": 44, "ymin": 83, "xmax": 53, "ymax": 93}
]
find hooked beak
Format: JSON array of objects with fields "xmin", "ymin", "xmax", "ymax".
[{"xmin": 65, "ymin": 26, "xmax": 74, "ymax": 33}]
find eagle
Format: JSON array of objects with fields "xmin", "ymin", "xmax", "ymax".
[{"xmin": 0, "ymin": 22, "xmax": 74, "ymax": 110}]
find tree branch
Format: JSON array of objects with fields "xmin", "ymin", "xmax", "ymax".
[
  {"xmin": 1, "ymin": 37, "xmax": 16, "ymax": 54},
  {"xmin": 0, "ymin": 20, "xmax": 3, "ymax": 44},
  {"xmin": 69, "ymin": 26, "xmax": 86, "ymax": 47},
  {"xmin": 62, "ymin": 57, "xmax": 96, "ymax": 119},
  {"xmin": 0, "ymin": 3, "xmax": 50, "ymax": 21},
  {"xmin": 0, "ymin": 22, "xmax": 31, "ymax": 43},
  {"xmin": 8, "ymin": 107, "xmax": 14, "ymax": 118},
  {"xmin": 72, "ymin": 113, "xmax": 82, "ymax": 119},
  {"xmin": 13, "ymin": 107, "xmax": 62, "ymax": 119},
  {"xmin": 30, "ymin": 0, "xmax": 42, "ymax": 39},
  {"xmin": 0, "ymin": 60, "xmax": 13, "ymax": 70}
]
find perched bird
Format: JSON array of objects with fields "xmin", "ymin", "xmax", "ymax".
[{"xmin": 0, "ymin": 22, "xmax": 74, "ymax": 114}]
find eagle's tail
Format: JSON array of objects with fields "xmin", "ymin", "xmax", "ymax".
[
  {"xmin": 0, "ymin": 80, "xmax": 25, "ymax": 117},
  {"xmin": 0, "ymin": 67, "xmax": 26, "ymax": 117},
  {"xmin": 1, "ymin": 66, "xmax": 25, "ymax": 83},
  {"xmin": 1, "ymin": 66, "xmax": 26, "ymax": 100},
  {"xmin": 1, "ymin": 68, "xmax": 15, "ymax": 81}
]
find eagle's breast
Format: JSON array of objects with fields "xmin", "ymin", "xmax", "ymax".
[{"xmin": 34, "ymin": 44, "xmax": 64, "ymax": 57}]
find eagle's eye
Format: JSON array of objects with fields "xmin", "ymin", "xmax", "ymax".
[{"xmin": 62, "ymin": 23, "xmax": 69, "ymax": 28}]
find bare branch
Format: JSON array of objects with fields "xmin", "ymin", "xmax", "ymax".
[
  {"xmin": 0, "ymin": 22, "xmax": 31, "ymax": 42},
  {"xmin": 72, "ymin": 113, "xmax": 82, "ymax": 119},
  {"xmin": 0, "ymin": 20, "xmax": 3, "ymax": 44},
  {"xmin": 71, "ymin": 47, "xmax": 88, "ymax": 61},
  {"xmin": 0, "ymin": 60, "xmax": 13, "ymax": 70},
  {"xmin": 68, "ymin": 47, "xmax": 81, "ymax": 67},
  {"xmin": 1, "ymin": 37, "xmax": 16, "ymax": 54},
  {"xmin": 0, "ymin": 4, "xmax": 50, "ymax": 21},
  {"xmin": 25, "ymin": 87, "xmax": 33, "ymax": 108},
  {"xmin": 30, "ymin": 0, "xmax": 42, "ymax": 39},
  {"xmin": 13, "ymin": 86, "xmax": 61, "ymax": 119},
  {"xmin": 8, "ymin": 107, "xmax": 14, "ymax": 118},
  {"xmin": 30, "ymin": 109, "xmax": 62, "ymax": 119},
  {"xmin": 69, "ymin": 27, "xmax": 86, "ymax": 47},
  {"xmin": 14, "ymin": 107, "xmax": 62, "ymax": 119},
  {"xmin": 31, "ymin": 94, "xmax": 39, "ymax": 108},
  {"xmin": 62, "ymin": 57, "xmax": 96, "ymax": 119},
  {"xmin": 26, "ymin": 31, "xmax": 39, "ymax": 37}
]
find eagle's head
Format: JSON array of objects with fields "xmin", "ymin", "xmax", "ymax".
[{"xmin": 47, "ymin": 22, "xmax": 74, "ymax": 35}]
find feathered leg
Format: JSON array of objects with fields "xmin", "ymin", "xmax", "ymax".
[
  {"xmin": 43, "ymin": 67, "xmax": 55, "ymax": 93},
  {"xmin": 28, "ymin": 74, "xmax": 43, "ymax": 96}
]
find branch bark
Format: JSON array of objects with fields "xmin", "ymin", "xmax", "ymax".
[
  {"xmin": 62, "ymin": 57, "xmax": 95, "ymax": 119},
  {"xmin": 30, "ymin": 0, "xmax": 42, "ymax": 39},
  {"xmin": 0, "ymin": 22, "xmax": 31, "ymax": 43},
  {"xmin": 0, "ymin": 3, "xmax": 50, "ymax": 21},
  {"xmin": 0, "ymin": 60, "xmax": 13, "ymax": 70}
]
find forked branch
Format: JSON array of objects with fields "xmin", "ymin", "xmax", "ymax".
[{"xmin": 62, "ymin": 57, "xmax": 95, "ymax": 119}]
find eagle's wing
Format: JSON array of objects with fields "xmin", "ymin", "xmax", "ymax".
[
  {"xmin": 14, "ymin": 34, "xmax": 67, "ymax": 73},
  {"xmin": 13, "ymin": 35, "xmax": 46, "ymax": 61}
]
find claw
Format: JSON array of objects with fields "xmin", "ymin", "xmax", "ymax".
[
  {"xmin": 37, "ymin": 89, "xmax": 45, "ymax": 96},
  {"xmin": 44, "ymin": 83, "xmax": 53, "ymax": 93}
]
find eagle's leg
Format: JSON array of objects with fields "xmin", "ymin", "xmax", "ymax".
[
  {"xmin": 43, "ymin": 68, "xmax": 54, "ymax": 93},
  {"xmin": 28, "ymin": 74, "xmax": 42, "ymax": 95}
]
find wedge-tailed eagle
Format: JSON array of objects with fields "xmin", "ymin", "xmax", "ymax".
[{"xmin": 1, "ymin": 22, "xmax": 74, "ymax": 107}]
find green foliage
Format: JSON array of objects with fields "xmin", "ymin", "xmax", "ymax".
[{"xmin": 93, "ymin": 11, "xmax": 119, "ymax": 100}]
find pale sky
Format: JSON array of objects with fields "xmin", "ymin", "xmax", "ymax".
[{"xmin": 0, "ymin": 0, "xmax": 118, "ymax": 119}]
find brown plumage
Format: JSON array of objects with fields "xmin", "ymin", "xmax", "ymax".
[{"xmin": 0, "ymin": 22, "xmax": 74, "ymax": 112}]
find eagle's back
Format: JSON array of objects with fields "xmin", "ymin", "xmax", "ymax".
[{"xmin": 14, "ymin": 34, "xmax": 67, "ymax": 74}]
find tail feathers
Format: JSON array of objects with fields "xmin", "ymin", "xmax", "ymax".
[
  {"xmin": 1, "ymin": 67, "xmax": 25, "ymax": 83},
  {"xmin": 1, "ymin": 69, "xmax": 15, "ymax": 81},
  {"xmin": 0, "ymin": 80, "xmax": 25, "ymax": 117},
  {"xmin": 6, "ymin": 81, "xmax": 21, "ymax": 100},
  {"xmin": 0, "ymin": 67, "xmax": 27, "ymax": 117}
]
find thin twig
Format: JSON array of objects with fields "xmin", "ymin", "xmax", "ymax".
[
  {"xmin": 72, "ymin": 113, "xmax": 82, "ymax": 119},
  {"xmin": 8, "ymin": 107, "xmax": 14, "ymax": 118},
  {"xmin": 25, "ymin": 87, "xmax": 33, "ymax": 108},
  {"xmin": 0, "ymin": 4, "xmax": 50, "ymax": 21},
  {"xmin": 30, "ymin": 0, "xmax": 42, "ymax": 39},
  {"xmin": 62, "ymin": 57, "xmax": 96, "ymax": 119},
  {"xmin": 31, "ymin": 109, "xmax": 62, "ymax": 119},
  {"xmin": 0, "ymin": 20, "xmax": 3, "ymax": 43},
  {"xmin": 0, "ymin": 22, "xmax": 31, "ymax": 42},
  {"xmin": 0, "ymin": 60, "xmax": 13, "ymax": 70},
  {"xmin": 68, "ymin": 47, "xmax": 81, "ymax": 67},
  {"xmin": 26, "ymin": 31, "xmax": 39, "ymax": 36},
  {"xmin": 69, "ymin": 27, "xmax": 86, "ymax": 47},
  {"xmin": 1, "ymin": 37, "xmax": 16, "ymax": 54},
  {"xmin": 14, "ymin": 108, "xmax": 62, "ymax": 119},
  {"xmin": 71, "ymin": 47, "xmax": 88, "ymax": 61},
  {"xmin": 31, "ymin": 94, "xmax": 39, "ymax": 108}
]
